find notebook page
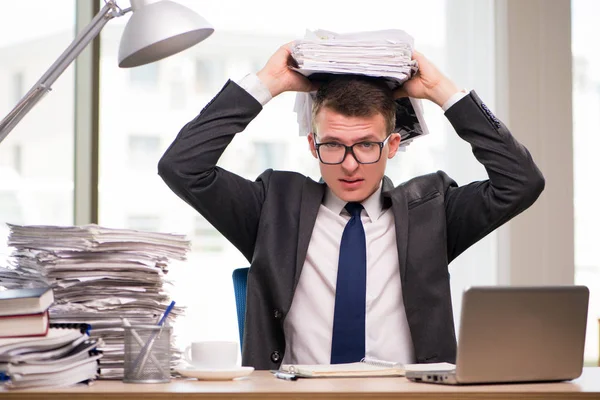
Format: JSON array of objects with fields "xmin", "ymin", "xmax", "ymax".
[{"xmin": 280, "ymin": 361, "xmax": 405, "ymax": 377}]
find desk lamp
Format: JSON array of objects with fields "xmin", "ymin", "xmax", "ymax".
[{"xmin": 0, "ymin": 0, "xmax": 214, "ymax": 144}]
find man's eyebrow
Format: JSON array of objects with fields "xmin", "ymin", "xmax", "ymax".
[{"xmin": 318, "ymin": 134, "xmax": 381, "ymax": 142}]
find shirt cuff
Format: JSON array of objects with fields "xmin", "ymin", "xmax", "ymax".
[
  {"xmin": 236, "ymin": 73, "xmax": 273, "ymax": 106},
  {"xmin": 442, "ymin": 90, "xmax": 468, "ymax": 112}
]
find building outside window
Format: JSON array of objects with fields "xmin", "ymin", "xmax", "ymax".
[
  {"xmin": 98, "ymin": 0, "xmax": 499, "ymax": 347},
  {"xmin": 129, "ymin": 62, "xmax": 159, "ymax": 87},
  {"xmin": 1, "ymin": 1, "xmax": 593, "ymax": 364},
  {"xmin": 0, "ymin": 0, "xmax": 75, "ymax": 233},
  {"xmin": 12, "ymin": 72, "xmax": 24, "ymax": 104},
  {"xmin": 128, "ymin": 134, "xmax": 162, "ymax": 169},
  {"xmin": 127, "ymin": 215, "xmax": 161, "ymax": 232},
  {"xmin": 572, "ymin": 0, "xmax": 600, "ymax": 365}
]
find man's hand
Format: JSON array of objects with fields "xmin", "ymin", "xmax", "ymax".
[
  {"xmin": 394, "ymin": 51, "xmax": 460, "ymax": 108},
  {"xmin": 257, "ymin": 42, "xmax": 316, "ymax": 97}
]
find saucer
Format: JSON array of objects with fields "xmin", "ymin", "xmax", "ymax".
[{"xmin": 176, "ymin": 365, "xmax": 255, "ymax": 381}]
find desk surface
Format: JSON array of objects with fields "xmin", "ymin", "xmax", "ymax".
[{"xmin": 3, "ymin": 368, "xmax": 600, "ymax": 400}]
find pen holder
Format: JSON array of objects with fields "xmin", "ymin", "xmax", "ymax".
[{"xmin": 123, "ymin": 324, "xmax": 172, "ymax": 383}]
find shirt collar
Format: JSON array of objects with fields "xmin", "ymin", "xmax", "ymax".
[{"xmin": 323, "ymin": 181, "xmax": 384, "ymax": 222}]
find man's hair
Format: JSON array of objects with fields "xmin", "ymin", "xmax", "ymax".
[{"xmin": 311, "ymin": 76, "xmax": 396, "ymax": 135}]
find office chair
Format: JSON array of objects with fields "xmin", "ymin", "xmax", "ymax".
[{"xmin": 232, "ymin": 267, "xmax": 250, "ymax": 350}]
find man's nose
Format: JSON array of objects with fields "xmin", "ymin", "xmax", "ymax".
[{"xmin": 341, "ymin": 149, "xmax": 359, "ymax": 172}]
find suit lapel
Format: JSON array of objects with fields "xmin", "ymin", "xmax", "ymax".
[
  {"xmin": 383, "ymin": 177, "xmax": 408, "ymax": 285},
  {"xmin": 294, "ymin": 179, "xmax": 326, "ymax": 292}
]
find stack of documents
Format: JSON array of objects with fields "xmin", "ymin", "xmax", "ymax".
[
  {"xmin": 0, "ymin": 325, "xmax": 102, "ymax": 389},
  {"xmin": 2, "ymin": 223, "xmax": 190, "ymax": 379},
  {"xmin": 0, "ymin": 286, "xmax": 54, "ymax": 338},
  {"xmin": 291, "ymin": 29, "xmax": 429, "ymax": 149}
]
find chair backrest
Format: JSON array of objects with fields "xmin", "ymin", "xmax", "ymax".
[{"xmin": 232, "ymin": 267, "xmax": 250, "ymax": 350}]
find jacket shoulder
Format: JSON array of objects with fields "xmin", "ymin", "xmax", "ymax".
[{"xmin": 394, "ymin": 171, "xmax": 457, "ymax": 205}]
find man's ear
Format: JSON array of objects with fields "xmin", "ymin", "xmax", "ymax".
[
  {"xmin": 387, "ymin": 133, "xmax": 402, "ymax": 158},
  {"xmin": 307, "ymin": 133, "xmax": 318, "ymax": 159}
]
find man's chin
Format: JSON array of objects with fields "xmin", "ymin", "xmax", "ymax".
[{"xmin": 335, "ymin": 188, "xmax": 368, "ymax": 203}]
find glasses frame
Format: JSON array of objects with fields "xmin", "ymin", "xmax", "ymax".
[{"xmin": 313, "ymin": 133, "xmax": 392, "ymax": 165}]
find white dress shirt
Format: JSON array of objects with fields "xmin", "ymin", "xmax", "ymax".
[
  {"xmin": 236, "ymin": 73, "xmax": 467, "ymax": 365},
  {"xmin": 282, "ymin": 185, "xmax": 415, "ymax": 365}
]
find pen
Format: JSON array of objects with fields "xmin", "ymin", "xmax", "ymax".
[
  {"xmin": 133, "ymin": 300, "xmax": 176, "ymax": 377},
  {"xmin": 272, "ymin": 371, "xmax": 298, "ymax": 381}
]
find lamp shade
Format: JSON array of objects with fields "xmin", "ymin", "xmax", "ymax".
[{"xmin": 118, "ymin": 0, "xmax": 214, "ymax": 68}]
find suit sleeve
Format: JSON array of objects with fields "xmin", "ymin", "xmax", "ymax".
[
  {"xmin": 157, "ymin": 80, "xmax": 269, "ymax": 262},
  {"xmin": 442, "ymin": 91, "xmax": 545, "ymax": 262}
]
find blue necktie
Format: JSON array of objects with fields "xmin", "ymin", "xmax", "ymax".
[{"xmin": 331, "ymin": 202, "xmax": 366, "ymax": 364}]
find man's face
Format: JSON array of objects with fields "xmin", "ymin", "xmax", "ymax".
[{"xmin": 308, "ymin": 107, "xmax": 401, "ymax": 203}]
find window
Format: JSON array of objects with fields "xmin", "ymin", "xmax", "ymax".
[
  {"xmin": 0, "ymin": 190, "xmax": 23, "ymax": 225},
  {"xmin": 170, "ymin": 80, "xmax": 187, "ymax": 110},
  {"xmin": 0, "ymin": 0, "xmax": 75, "ymax": 239},
  {"xmin": 128, "ymin": 134, "xmax": 161, "ymax": 168},
  {"xmin": 12, "ymin": 145, "xmax": 22, "ymax": 175},
  {"xmin": 248, "ymin": 141, "xmax": 287, "ymax": 175},
  {"xmin": 127, "ymin": 215, "xmax": 160, "ymax": 232},
  {"xmin": 193, "ymin": 215, "xmax": 223, "ymax": 252},
  {"xmin": 129, "ymin": 63, "xmax": 159, "ymax": 87},
  {"xmin": 12, "ymin": 72, "xmax": 24, "ymax": 104},
  {"xmin": 0, "ymin": 144, "xmax": 23, "ymax": 175},
  {"xmin": 195, "ymin": 59, "xmax": 223, "ymax": 93},
  {"xmin": 99, "ymin": 0, "xmax": 497, "ymax": 347},
  {"xmin": 572, "ymin": 0, "xmax": 600, "ymax": 365}
]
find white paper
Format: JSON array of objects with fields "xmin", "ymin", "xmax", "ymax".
[{"xmin": 290, "ymin": 29, "xmax": 429, "ymax": 150}]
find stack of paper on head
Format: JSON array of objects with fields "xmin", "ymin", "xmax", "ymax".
[
  {"xmin": 0, "ymin": 325, "xmax": 102, "ymax": 389},
  {"xmin": 0, "ymin": 286, "xmax": 54, "ymax": 338},
  {"xmin": 290, "ymin": 29, "xmax": 429, "ymax": 150},
  {"xmin": 0, "ymin": 223, "xmax": 190, "ymax": 379}
]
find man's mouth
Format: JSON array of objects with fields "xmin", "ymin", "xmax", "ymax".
[
  {"xmin": 339, "ymin": 178, "xmax": 364, "ymax": 189},
  {"xmin": 340, "ymin": 178, "xmax": 363, "ymax": 183}
]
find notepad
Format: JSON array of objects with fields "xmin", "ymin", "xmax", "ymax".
[{"xmin": 279, "ymin": 357, "xmax": 454, "ymax": 378}]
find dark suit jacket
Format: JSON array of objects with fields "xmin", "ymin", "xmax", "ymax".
[{"xmin": 158, "ymin": 80, "xmax": 545, "ymax": 370}]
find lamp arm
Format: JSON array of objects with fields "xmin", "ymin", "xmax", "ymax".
[{"xmin": 0, "ymin": 0, "xmax": 131, "ymax": 144}]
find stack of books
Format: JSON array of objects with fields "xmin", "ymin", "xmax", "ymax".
[
  {"xmin": 0, "ymin": 286, "xmax": 53, "ymax": 338},
  {"xmin": 1, "ymin": 223, "xmax": 190, "ymax": 379},
  {"xmin": 0, "ymin": 287, "xmax": 102, "ymax": 389}
]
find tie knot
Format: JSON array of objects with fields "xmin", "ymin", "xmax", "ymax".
[{"xmin": 344, "ymin": 202, "xmax": 363, "ymax": 217}]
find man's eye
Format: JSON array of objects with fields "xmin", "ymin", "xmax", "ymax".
[
  {"xmin": 322, "ymin": 143, "xmax": 343, "ymax": 149},
  {"xmin": 358, "ymin": 142, "xmax": 375, "ymax": 149}
]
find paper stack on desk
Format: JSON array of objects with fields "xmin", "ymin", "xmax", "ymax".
[
  {"xmin": 0, "ymin": 324, "xmax": 102, "ymax": 389},
  {"xmin": 290, "ymin": 29, "xmax": 429, "ymax": 150},
  {"xmin": 1, "ymin": 223, "xmax": 190, "ymax": 379}
]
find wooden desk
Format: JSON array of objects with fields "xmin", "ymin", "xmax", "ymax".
[{"xmin": 3, "ymin": 368, "xmax": 600, "ymax": 400}]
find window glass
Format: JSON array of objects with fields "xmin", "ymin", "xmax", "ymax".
[
  {"xmin": 572, "ymin": 0, "xmax": 600, "ymax": 365},
  {"xmin": 0, "ymin": 0, "xmax": 75, "ymax": 262},
  {"xmin": 99, "ymin": 0, "xmax": 497, "ymax": 348}
]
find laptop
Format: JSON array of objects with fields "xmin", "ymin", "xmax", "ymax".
[{"xmin": 406, "ymin": 286, "xmax": 589, "ymax": 385}]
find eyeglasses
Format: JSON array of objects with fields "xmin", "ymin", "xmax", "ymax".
[{"xmin": 313, "ymin": 134, "xmax": 392, "ymax": 165}]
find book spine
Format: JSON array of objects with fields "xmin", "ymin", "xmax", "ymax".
[{"xmin": 0, "ymin": 311, "xmax": 49, "ymax": 339}]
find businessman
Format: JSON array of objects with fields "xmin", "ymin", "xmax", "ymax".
[{"xmin": 158, "ymin": 44, "xmax": 545, "ymax": 370}]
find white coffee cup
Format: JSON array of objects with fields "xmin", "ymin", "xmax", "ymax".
[{"xmin": 184, "ymin": 341, "xmax": 238, "ymax": 370}]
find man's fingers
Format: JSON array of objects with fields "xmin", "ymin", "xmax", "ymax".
[{"xmin": 412, "ymin": 50, "xmax": 424, "ymax": 59}]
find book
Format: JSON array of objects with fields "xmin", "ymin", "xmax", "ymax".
[
  {"xmin": 279, "ymin": 357, "xmax": 455, "ymax": 378},
  {"xmin": 0, "ymin": 310, "xmax": 49, "ymax": 338},
  {"xmin": 0, "ymin": 326, "xmax": 101, "ymax": 390},
  {"xmin": 4, "ymin": 358, "xmax": 100, "ymax": 389},
  {"xmin": 0, "ymin": 327, "xmax": 85, "ymax": 362},
  {"xmin": 0, "ymin": 287, "xmax": 54, "ymax": 317}
]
